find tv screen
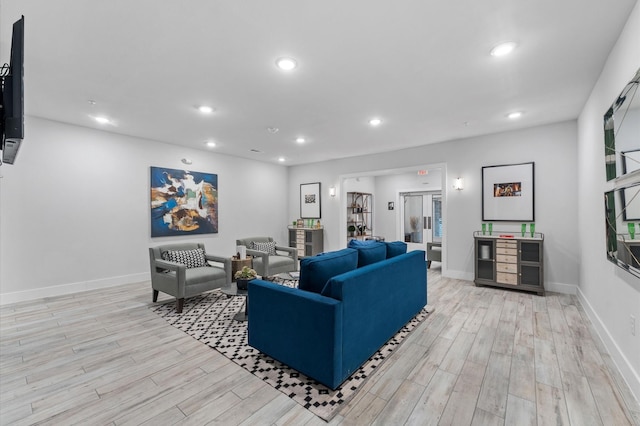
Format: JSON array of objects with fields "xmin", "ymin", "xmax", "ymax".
[{"xmin": 1, "ymin": 15, "xmax": 24, "ymax": 165}]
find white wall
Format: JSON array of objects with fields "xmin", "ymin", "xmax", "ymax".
[
  {"xmin": 577, "ymin": 1, "xmax": 640, "ymax": 401},
  {"xmin": 0, "ymin": 117, "xmax": 289, "ymax": 303},
  {"xmin": 288, "ymin": 120, "xmax": 579, "ymax": 293}
]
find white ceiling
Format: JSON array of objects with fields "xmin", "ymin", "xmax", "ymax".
[{"xmin": 1, "ymin": 0, "xmax": 637, "ymax": 165}]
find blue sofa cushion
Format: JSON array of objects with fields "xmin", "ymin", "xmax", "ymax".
[
  {"xmin": 298, "ymin": 248, "xmax": 358, "ymax": 294},
  {"xmin": 347, "ymin": 240, "xmax": 386, "ymax": 267},
  {"xmin": 385, "ymin": 241, "xmax": 407, "ymax": 258}
]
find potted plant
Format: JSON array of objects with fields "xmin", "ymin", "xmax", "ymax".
[
  {"xmin": 348, "ymin": 225, "xmax": 356, "ymax": 237},
  {"xmin": 234, "ymin": 266, "xmax": 257, "ymax": 290}
]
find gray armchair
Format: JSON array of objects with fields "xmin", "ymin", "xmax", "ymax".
[
  {"xmin": 236, "ymin": 236, "xmax": 298, "ymax": 278},
  {"xmin": 149, "ymin": 243, "xmax": 231, "ymax": 313}
]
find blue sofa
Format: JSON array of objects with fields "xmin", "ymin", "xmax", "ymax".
[{"xmin": 247, "ymin": 242, "xmax": 427, "ymax": 389}]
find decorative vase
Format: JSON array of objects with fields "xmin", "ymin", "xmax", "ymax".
[{"xmin": 236, "ymin": 278, "xmax": 252, "ymax": 291}]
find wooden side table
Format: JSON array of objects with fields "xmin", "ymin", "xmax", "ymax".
[{"xmin": 231, "ymin": 257, "xmax": 253, "ymax": 282}]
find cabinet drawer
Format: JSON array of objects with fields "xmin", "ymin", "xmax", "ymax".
[
  {"xmin": 496, "ymin": 254, "xmax": 517, "ymax": 263},
  {"xmin": 496, "ymin": 247, "xmax": 517, "ymax": 256},
  {"xmin": 496, "ymin": 262, "xmax": 517, "ymax": 273},
  {"xmin": 496, "ymin": 272, "xmax": 518, "ymax": 285},
  {"xmin": 496, "ymin": 240, "xmax": 517, "ymax": 248}
]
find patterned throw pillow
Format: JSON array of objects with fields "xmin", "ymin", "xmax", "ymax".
[
  {"xmin": 162, "ymin": 248, "xmax": 207, "ymax": 268},
  {"xmin": 252, "ymin": 241, "xmax": 277, "ymax": 255}
]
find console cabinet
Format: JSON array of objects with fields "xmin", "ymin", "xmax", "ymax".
[
  {"xmin": 288, "ymin": 227, "xmax": 324, "ymax": 258},
  {"xmin": 474, "ymin": 232, "xmax": 544, "ymax": 295}
]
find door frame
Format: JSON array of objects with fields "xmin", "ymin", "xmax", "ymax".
[{"xmin": 338, "ymin": 162, "xmax": 448, "ymax": 272}]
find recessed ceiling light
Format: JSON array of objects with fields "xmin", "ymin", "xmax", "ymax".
[
  {"xmin": 276, "ymin": 57, "xmax": 297, "ymax": 71},
  {"xmin": 278, "ymin": 157, "xmax": 286, "ymax": 162},
  {"xmin": 198, "ymin": 105, "xmax": 214, "ymax": 114},
  {"xmin": 296, "ymin": 137, "xmax": 305, "ymax": 143},
  {"xmin": 267, "ymin": 127, "xmax": 279, "ymax": 133},
  {"xmin": 205, "ymin": 141, "xmax": 216, "ymax": 148},
  {"xmin": 250, "ymin": 149, "xmax": 262, "ymax": 153},
  {"xmin": 369, "ymin": 118, "xmax": 382, "ymax": 126},
  {"xmin": 490, "ymin": 42, "xmax": 517, "ymax": 57},
  {"xmin": 507, "ymin": 111, "xmax": 522, "ymax": 119},
  {"xmin": 181, "ymin": 158, "xmax": 193, "ymax": 165},
  {"xmin": 93, "ymin": 116, "xmax": 111, "ymax": 125}
]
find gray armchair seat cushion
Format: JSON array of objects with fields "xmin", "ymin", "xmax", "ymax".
[{"xmin": 163, "ymin": 265, "xmax": 227, "ymax": 286}]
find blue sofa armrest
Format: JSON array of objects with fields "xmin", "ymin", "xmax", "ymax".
[{"xmin": 247, "ymin": 279, "xmax": 344, "ymax": 389}]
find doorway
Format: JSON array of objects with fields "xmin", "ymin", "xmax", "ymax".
[{"xmin": 401, "ymin": 191, "xmax": 442, "ymax": 254}]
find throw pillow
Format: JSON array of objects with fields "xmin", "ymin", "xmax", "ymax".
[
  {"xmin": 347, "ymin": 240, "xmax": 386, "ymax": 267},
  {"xmin": 385, "ymin": 241, "xmax": 407, "ymax": 258},
  {"xmin": 252, "ymin": 241, "xmax": 277, "ymax": 255},
  {"xmin": 299, "ymin": 248, "xmax": 358, "ymax": 294},
  {"xmin": 162, "ymin": 248, "xmax": 207, "ymax": 269}
]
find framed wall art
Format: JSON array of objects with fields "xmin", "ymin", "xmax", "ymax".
[
  {"xmin": 300, "ymin": 182, "xmax": 321, "ymax": 218},
  {"xmin": 482, "ymin": 162, "xmax": 535, "ymax": 221},
  {"xmin": 150, "ymin": 166, "xmax": 218, "ymax": 237}
]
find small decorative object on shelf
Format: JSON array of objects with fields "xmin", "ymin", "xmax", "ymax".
[
  {"xmin": 482, "ymin": 223, "xmax": 486, "ymax": 235},
  {"xmin": 521, "ymin": 223, "xmax": 526, "ymax": 237},
  {"xmin": 234, "ymin": 266, "xmax": 257, "ymax": 290},
  {"xmin": 628, "ymin": 222, "xmax": 636, "ymax": 239}
]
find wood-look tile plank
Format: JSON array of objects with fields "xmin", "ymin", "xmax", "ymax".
[
  {"xmin": 534, "ymin": 337, "xmax": 563, "ymax": 389},
  {"xmin": 405, "ymin": 369, "xmax": 457, "ymax": 426},
  {"xmin": 477, "ymin": 351, "xmax": 511, "ymax": 418},
  {"xmin": 536, "ymin": 382, "xmax": 570, "ymax": 426},
  {"xmin": 470, "ymin": 407, "xmax": 504, "ymax": 426},
  {"xmin": 372, "ymin": 380, "xmax": 426, "ymax": 425},
  {"xmin": 509, "ymin": 344, "xmax": 536, "ymax": 402},
  {"xmin": 504, "ymin": 394, "xmax": 536, "ymax": 426},
  {"xmin": 438, "ymin": 360, "xmax": 486, "ymax": 426},
  {"xmin": 561, "ymin": 370, "xmax": 603, "ymax": 425}
]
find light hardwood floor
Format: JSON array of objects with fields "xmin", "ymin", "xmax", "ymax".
[{"xmin": 1, "ymin": 268, "xmax": 639, "ymax": 425}]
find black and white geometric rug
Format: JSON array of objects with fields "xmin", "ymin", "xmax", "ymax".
[{"xmin": 150, "ymin": 280, "xmax": 432, "ymax": 421}]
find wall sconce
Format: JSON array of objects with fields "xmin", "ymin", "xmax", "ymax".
[
  {"xmin": 453, "ymin": 177, "xmax": 464, "ymax": 190},
  {"xmin": 329, "ymin": 186, "xmax": 337, "ymax": 197}
]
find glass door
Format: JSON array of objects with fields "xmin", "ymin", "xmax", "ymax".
[{"xmin": 401, "ymin": 192, "xmax": 442, "ymax": 252}]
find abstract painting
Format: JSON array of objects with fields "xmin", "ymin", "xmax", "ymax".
[{"xmin": 150, "ymin": 167, "xmax": 218, "ymax": 237}]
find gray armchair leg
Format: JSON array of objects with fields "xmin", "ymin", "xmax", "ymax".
[
  {"xmin": 152, "ymin": 290, "xmax": 159, "ymax": 302},
  {"xmin": 176, "ymin": 298, "xmax": 184, "ymax": 313}
]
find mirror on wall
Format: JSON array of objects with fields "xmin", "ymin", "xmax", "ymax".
[
  {"xmin": 604, "ymin": 68, "xmax": 640, "ymax": 181},
  {"xmin": 605, "ymin": 182, "xmax": 640, "ymax": 278}
]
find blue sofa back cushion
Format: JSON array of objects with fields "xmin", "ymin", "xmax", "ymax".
[
  {"xmin": 298, "ymin": 248, "xmax": 358, "ymax": 294},
  {"xmin": 347, "ymin": 239, "xmax": 387, "ymax": 267},
  {"xmin": 385, "ymin": 241, "xmax": 407, "ymax": 258}
]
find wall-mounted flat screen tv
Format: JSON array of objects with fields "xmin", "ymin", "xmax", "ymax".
[{"xmin": 1, "ymin": 15, "xmax": 25, "ymax": 165}]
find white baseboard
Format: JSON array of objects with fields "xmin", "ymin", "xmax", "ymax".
[
  {"xmin": 443, "ymin": 269, "xmax": 474, "ymax": 281},
  {"xmin": 577, "ymin": 287, "xmax": 640, "ymax": 405},
  {"xmin": 545, "ymin": 281, "xmax": 578, "ymax": 295},
  {"xmin": 0, "ymin": 272, "xmax": 150, "ymax": 306},
  {"xmin": 442, "ymin": 271, "xmax": 578, "ymax": 296}
]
